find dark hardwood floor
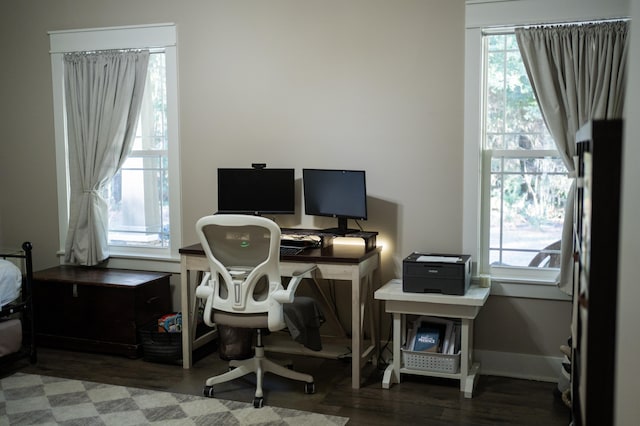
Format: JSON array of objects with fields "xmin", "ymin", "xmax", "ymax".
[{"xmin": 1, "ymin": 345, "xmax": 570, "ymax": 426}]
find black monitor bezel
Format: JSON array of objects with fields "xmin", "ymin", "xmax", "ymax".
[
  {"xmin": 217, "ymin": 168, "xmax": 295, "ymax": 215},
  {"xmin": 302, "ymin": 168, "xmax": 368, "ymax": 235}
]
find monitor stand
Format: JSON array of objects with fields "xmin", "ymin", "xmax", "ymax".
[
  {"xmin": 322, "ymin": 217, "xmax": 359, "ymax": 236},
  {"xmin": 281, "ymin": 221, "xmax": 378, "ymax": 251},
  {"xmin": 322, "ymin": 227, "xmax": 359, "ymax": 236}
]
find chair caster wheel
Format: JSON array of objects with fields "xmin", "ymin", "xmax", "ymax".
[
  {"xmin": 253, "ymin": 396, "xmax": 264, "ymax": 408},
  {"xmin": 203, "ymin": 386, "xmax": 214, "ymax": 398},
  {"xmin": 305, "ymin": 382, "xmax": 316, "ymax": 394}
]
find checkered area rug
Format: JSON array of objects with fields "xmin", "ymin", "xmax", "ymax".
[{"xmin": 0, "ymin": 373, "xmax": 349, "ymax": 425}]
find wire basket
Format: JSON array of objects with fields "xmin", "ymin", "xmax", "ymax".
[
  {"xmin": 139, "ymin": 320, "xmax": 182, "ymax": 364},
  {"xmin": 401, "ymin": 347, "xmax": 460, "ymax": 374}
]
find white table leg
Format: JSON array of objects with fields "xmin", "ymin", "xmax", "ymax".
[
  {"xmin": 464, "ymin": 363, "xmax": 481, "ymax": 398},
  {"xmin": 383, "ymin": 312, "xmax": 402, "ymax": 389},
  {"xmin": 460, "ymin": 318, "xmax": 479, "ymax": 398}
]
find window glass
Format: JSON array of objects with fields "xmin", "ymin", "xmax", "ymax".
[
  {"xmin": 483, "ymin": 33, "xmax": 571, "ymax": 270},
  {"xmin": 101, "ymin": 52, "xmax": 170, "ymax": 248}
]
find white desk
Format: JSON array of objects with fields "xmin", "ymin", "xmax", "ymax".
[
  {"xmin": 179, "ymin": 243, "xmax": 381, "ymax": 389},
  {"xmin": 374, "ymin": 279, "xmax": 489, "ymax": 397}
]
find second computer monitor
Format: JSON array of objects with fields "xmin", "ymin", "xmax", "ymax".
[{"xmin": 302, "ymin": 168, "xmax": 367, "ymax": 235}]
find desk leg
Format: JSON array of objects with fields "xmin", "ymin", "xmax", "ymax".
[
  {"xmin": 351, "ymin": 268, "xmax": 362, "ymax": 389},
  {"xmin": 351, "ymin": 258, "xmax": 380, "ymax": 389},
  {"xmin": 181, "ymin": 259, "xmax": 193, "ymax": 369},
  {"xmin": 382, "ymin": 312, "xmax": 401, "ymax": 389},
  {"xmin": 367, "ymin": 267, "xmax": 378, "ymax": 368}
]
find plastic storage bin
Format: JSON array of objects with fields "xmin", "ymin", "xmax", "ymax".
[{"xmin": 401, "ymin": 347, "xmax": 460, "ymax": 374}]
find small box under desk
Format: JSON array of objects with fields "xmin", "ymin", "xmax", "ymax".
[{"xmin": 33, "ymin": 266, "xmax": 171, "ymax": 358}]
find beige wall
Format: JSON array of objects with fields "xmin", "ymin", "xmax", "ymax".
[
  {"xmin": 0, "ymin": 0, "xmax": 580, "ymax": 368},
  {"xmin": 0, "ymin": 0, "xmax": 465, "ymax": 279}
]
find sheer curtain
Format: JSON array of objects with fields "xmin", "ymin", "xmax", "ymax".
[
  {"xmin": 63, "ymin": 50, "xmax": 149, "ymax": 266},
  {"xmin": 515, "ymin": 21, "xmax": 629, "ymax": 295}
]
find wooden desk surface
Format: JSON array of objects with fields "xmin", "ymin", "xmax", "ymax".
[{"xmin": 179, "ymin": 243, "xmax": 381, "ymax": 264}]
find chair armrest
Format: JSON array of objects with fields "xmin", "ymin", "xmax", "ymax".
[
  {"xmin": 272, "ymin": 264, "xmax": 318, "ymax": 304},
  {"xmin": 195, "ymin": 272, "xmax": 213, "ymax": 299},
  {"xmin": 195, "ymin": 272, "xmax": 215, "ymax": 327}
]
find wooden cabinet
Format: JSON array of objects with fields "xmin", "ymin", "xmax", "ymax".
[
  {"xmin": 572, "ymin": 119, "xmax": 623, "ymax": 426},
  {"xmin": 33, "ymin": 266, "xmax": 171, "ymax": 358}
]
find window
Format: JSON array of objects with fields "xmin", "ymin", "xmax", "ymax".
[
  {"xmin": 101, "ymin": 53, "xmax": 169, "ymax": 249},
  {"xmin": 463, "ymin": 0, "xmax": 624, "ymax": 299},
  {"xmin": 50, "ymin": 24, "xmax": 181, "ymax": 268},
  {"xmin": 481, "ymin": 31, "xmax": 571, "ymax": 278}
]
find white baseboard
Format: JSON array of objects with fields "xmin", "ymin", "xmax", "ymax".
[{"xmin": 475, "ymin": 349, "xmax": 564, "ymax": 382}]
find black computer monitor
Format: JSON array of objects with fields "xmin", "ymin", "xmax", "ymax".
[
  {"xmin": 217, "ymin": 168, "xmax": 295, "ymax": 215},
  {"xmin": 302, "ymin": 168, "xmax": 367, "ymax": 235}
]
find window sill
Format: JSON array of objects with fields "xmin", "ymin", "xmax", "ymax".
[
  {"xmin": 56, "ymin": 250, "xmax": 181, "ymax": 274},
  {"xmin": 475, "ymin": 276, "xmax": 571, "ymax": 301},
  {"xmin": 105, "ymin": 255, "xmax": 180, "ymax": 273}
]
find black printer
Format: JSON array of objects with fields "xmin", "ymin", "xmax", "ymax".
[{"xmin": 402, "ymin": 253, "xmax": 471, "ymax": 295}]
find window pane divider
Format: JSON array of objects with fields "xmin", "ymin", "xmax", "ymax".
[{"xmin": 490, "ymin": 149, "xmax": 561, "ymax": 158}]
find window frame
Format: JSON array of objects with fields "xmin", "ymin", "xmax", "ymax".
[
  {"xmin": 464, "ymin": 0, "xmax": 626, "ymax": 301},
  {"xmin": 480, "ymin": 28, "xmax": 568, "ymax": 281},
  {"xmin": 464, "ymin": 26, "xmax": 570, "ymax": 301},
  {"xmin": 49, "ymin": 24, "xmax": 181, "ymax": 272},
  {"xmin": 480, "ymin": 28, "xmax": 565, "ymax": 283}
]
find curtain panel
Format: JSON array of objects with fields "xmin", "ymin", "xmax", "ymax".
[
  {"xmin": 515, "ymin": 21, "xmax": 629, "ymax": 295},
  {"xmin": 63, "ymin": 50, "xmax": 150, "ymax": 266}
]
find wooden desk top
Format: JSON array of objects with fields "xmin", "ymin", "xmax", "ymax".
[{"xmin": 179, "ymin": 243, "xmax": 381, "ymax": 264}]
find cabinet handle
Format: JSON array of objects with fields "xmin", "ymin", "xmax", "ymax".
[{"xmin": 146, "ymin": 296, "xmax": 159, "ymax": 304}]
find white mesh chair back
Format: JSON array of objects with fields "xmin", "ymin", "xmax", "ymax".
[{"xmin": 195, "ymin": 214, "xmax": 285, "ymax": 330}]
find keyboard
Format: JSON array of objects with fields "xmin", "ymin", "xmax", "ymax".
[{"xmin": 280, "ymin": 246, "xmax": 303, "ymax": 256}]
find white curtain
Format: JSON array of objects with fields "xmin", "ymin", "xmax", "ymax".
[
  {"xmin": 63, "ymin": 50, "xmax": 150, "ymax": 266},
  {"xmin": 515, "ymin": 21, "xmax": 629, "ymax": 295}
]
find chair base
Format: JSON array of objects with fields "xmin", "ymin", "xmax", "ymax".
[{"xmin": 203, "ymin": 331, "xmax": 315, "ymax": 407}]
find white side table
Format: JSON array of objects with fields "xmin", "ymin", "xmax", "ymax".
[{"xmin": 374, "ymin": 279, "xmax": 490, "ymax": 398}]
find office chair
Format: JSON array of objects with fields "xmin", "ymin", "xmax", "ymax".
[{"xmin": 194, "ymin": 214, "xmax": 317, "ymax": 408}]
